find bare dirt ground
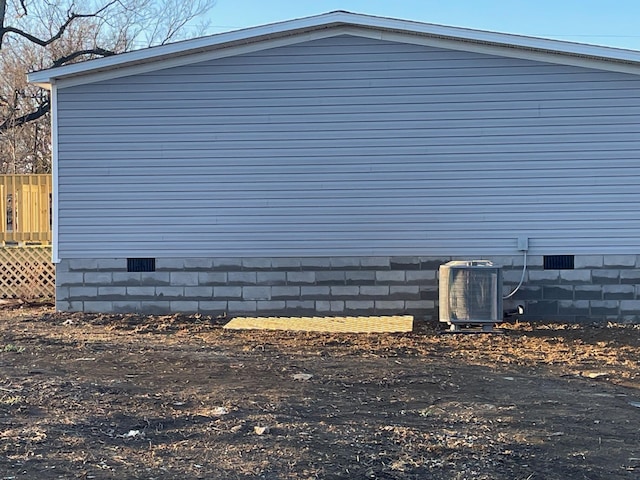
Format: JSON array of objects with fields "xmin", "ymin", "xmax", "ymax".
[{"xmin": 0, "ymin": 305, "xmax": 638, "ymax": 479}]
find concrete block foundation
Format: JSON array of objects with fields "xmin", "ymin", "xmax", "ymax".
[{"xmin": 56, "ymin": 255, "xmax": 640, "ymax": 323}]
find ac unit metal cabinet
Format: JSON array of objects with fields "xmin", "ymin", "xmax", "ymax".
[{"xmin": 439, "ymin": 260, "xmax": 502, "ymax": 331}]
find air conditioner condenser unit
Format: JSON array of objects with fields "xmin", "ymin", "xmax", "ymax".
[{"xmin": 439, "ymin": 260, "xmax": 503, "ymax": 332}]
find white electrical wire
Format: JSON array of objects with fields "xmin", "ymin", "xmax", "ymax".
[{"xmin": 503, "ymin": 250, "xmax": 527, "ymax": 299}]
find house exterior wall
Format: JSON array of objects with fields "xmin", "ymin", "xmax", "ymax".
[
  {"xmin": 56, "ymin": 34, "xmax": 640, "ymax": 258},
  {"xmin": 53, "ymin": 33, "xmax": 640, "ymax": 321}
]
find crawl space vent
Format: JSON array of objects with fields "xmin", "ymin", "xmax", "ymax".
[
  {"xmin": 127, "ymin": 258, "xmax": 156, "ymax": 272},
  {"xmin": 543, "ymin": 255, "xmax": 574, "ymax": 270}
]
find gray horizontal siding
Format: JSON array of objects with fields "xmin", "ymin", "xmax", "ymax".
[{"xmin": 56, "ymin": 34, "xmax": 640, "ymax": 257}]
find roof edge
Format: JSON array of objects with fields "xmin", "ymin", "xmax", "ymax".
[{"xmin": 28, "ymin": 10, "xmax": 640, "ymax": 85}]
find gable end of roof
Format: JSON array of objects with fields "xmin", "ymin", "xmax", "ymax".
[{"xmin": 27, "ymin": 11, "xmax": 640, "ymax": 88}]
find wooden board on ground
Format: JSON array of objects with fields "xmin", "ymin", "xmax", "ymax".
[{"xmin": 223, "ymin": 315, "xmax": 414, "ymax": 333}]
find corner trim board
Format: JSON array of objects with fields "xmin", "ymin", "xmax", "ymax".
[{"xmin": 50, "ymin": 82, "xmax": 60, "ymax": 264}]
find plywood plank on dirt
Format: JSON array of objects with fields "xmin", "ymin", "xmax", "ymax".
[{"xmin": 223, "ymin": 315, "xmax": 414, "ymax": 333}]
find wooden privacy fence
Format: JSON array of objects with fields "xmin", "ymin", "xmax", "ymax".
[
  {"xmin": 1, "ymin": 174, "xmax": 52, "ymax": 245},
  {"xmin": 0, "ymin": 175, "xmax": 54, "ymax": 299}
]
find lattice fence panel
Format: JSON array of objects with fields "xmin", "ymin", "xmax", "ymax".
[{"xmin": 0, "ymin": 247, "xmax": 54, "ymax": 299}]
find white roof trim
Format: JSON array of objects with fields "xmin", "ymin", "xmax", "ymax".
[
  {"xmin": 28, "ymin": 10, "xmax": 640, "ymax": 87},
  {"xmin": 53, "ymin": 27, "xmax": 356, "ymax": 89}
]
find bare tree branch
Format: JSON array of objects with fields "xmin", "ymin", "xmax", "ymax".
[
  {"xmin": 0, "ymin": 98, "xmax": 49, "ymax": 132},
  {"xmin": 0, "ymin": 0, "xmax": 6, "ymax": 48},
  {"xmin": 52, "ymin": 47, "xmax": 115, "ymax": 66},
  {"xmin": 0, "ymin": 0, "xmax": 118, "ymax": 47}
]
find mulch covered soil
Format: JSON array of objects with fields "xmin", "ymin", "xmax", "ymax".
[{"xmin": 0, "ymin": 305, "xmax": 638, "ymax": 479}]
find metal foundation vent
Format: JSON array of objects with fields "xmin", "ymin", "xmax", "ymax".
[
  {"xmin": 544, "ymin": 255, "xmax": 574, "ymax": 270},
  {"xmin": 127, "ymin": 258, "xmax": 156, "ymax": 272}
]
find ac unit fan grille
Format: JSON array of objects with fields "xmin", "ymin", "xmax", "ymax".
[{"xmin": 439, "ymin": 261, "xmax": 503, "ymax": 325}]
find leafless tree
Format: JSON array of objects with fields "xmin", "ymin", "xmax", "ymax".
[{"xmin": 0, "ymin": 0, "xmax": 214, "ymax": 172}]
